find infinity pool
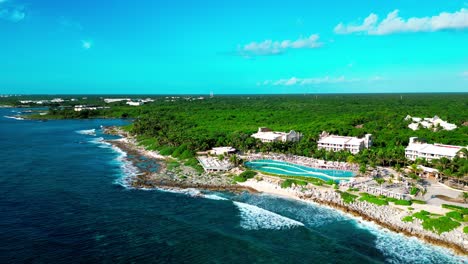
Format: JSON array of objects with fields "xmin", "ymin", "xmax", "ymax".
[{"xmin": 244, "ymin": 159, "xmax": 355, "ymax": 182}]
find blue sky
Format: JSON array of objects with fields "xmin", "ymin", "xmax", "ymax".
[{"xmin": 0, "ymin": 0, "xmax": 467, "ymax": 94}]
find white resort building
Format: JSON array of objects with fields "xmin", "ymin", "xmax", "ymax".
[
  {"xmin": 404, "ymin": 115, "xmax": 457, "ymax": 131},
  {"xmin": 251, "ymin": 127, "xmax": 302, "ymax": 143},
  {"xmin": 317, "ymin": 132, "xmax": 372, "ymax": 154},
  {"xmin": 210, "ymin": 147, "xmax": 236, "ymax": 156},
  {"xmin": 405, "ymin": 137, "xmax": 466, "ymax": 161}
]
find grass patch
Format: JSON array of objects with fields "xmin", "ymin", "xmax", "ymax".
[
  {"xmin": 233, "ymin": 170, "xmax": 257, "ymax": 183},
  {"xmin": 421, "ymin": 216, "xmax": 460, "ymax": 235},
  {"xmin": 446, "ymin": 211, "xmax": 464, "ymax": 221},
  {"xmin": 412, "ymin": 210, "xmax": 431, "ymax": 221},
  {"xmin": 281, "ymin": 179, "xmax": 307, "ymax": 189},
  {"xmin": 411, "ymin": 199, "xmax": 427, "ymax": 204},
  {"xmin": 347, "ymin": 187, "xmax": 360, "ymax": 192},
  {"xmin": 410, "ymin": 187, "xmax": 419, "ymax": 196},
  {"xmin": 402, "ymin": 216, "xmax": 414, "ymax": 222},
  {"xmin": 408, "ymin": 207, "xmax": 414, "ymax": 211},
  {"xmin": 394, "ymin": 200, "xmax": 412, "ymax": 206},
  {"xmin": 441, "ymin": 204, "xmax": 468, "ymax": 215},
  {"xmin": 464, "ymin": 226, "xmax": 468, "ymax": 234},
  {"xmin": 338, "ymin": 191, "xmax": 358, "ymax": 204},
  {"xmin": 359, "ymin": 193, "xmax": 389, "ymax": 206}
]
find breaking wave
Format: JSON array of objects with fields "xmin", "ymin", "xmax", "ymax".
[
  {"xmin": 233, "ymin": 201, "xmax": 304, "ymax": 230},
  {"xmin": 355, "ymin": 220, "xmax": 467, "ymax": 263},
  {"xmin": 76, "ymin": 129, "xmax": 96, "ymax": 136},
  {"xmin": 3, "ymin": 116, "xmax": 24, "ymax": 120}
]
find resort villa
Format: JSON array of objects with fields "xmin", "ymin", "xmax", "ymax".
[
  {"xmin": 405, "ymin": 137, "xmax": 466, "ymax": 161},
  {"xmin": 251, "ymin": 127, "xmax": 302, "ymax": 143},
  {"xmin": 404, "ymin": 115, "xmax": 457, "ymax": 131},
  {"xmin": 317, "ymin": 131, "xmax": 373, "ymax": 154}
]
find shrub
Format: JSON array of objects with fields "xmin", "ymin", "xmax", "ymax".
[
  {"xmin": 394, "ymin": 200, "xmax": 412, "ymax": 206},
  {"xmin": 446, "ymin": 211, "xmax": 464, "ymax": 222},
  {"xmin": 326, "ymin": 179, "xmax": 335, "ymax": 185},
  {"xmin": 281, "ymin": 179, "xmax": 294, "ymax": 188},
  {"xmin": 422, "ymin": 216, "xmax": 461, "ymax": 234},
  {"xmin": 408, "ymin": 207, "xmax": 414, "ymax": 211},
  {"xmin": 402, "ymin": 216, "xmax": 414, "ymax": 222},
  {"xmin": 338, "ymin": 191, "xmax": 358, "ymax": 204},
  {"xmin": 347, "ymin": 187, "xmax": 360, "ymax": 192},
  {"xmin": 159, "ymin": 146, "xmax": 176, "ymax": 156},
  {"xmin": 281, "ymin": 179, "xmax": 307, "ymax": 188},
  {"xmin": 179, "ymin": 150, "xmax": 194, "ymax": 160},
  {"xmin": 412, "ymin": 210, "xmax": 430, "ymax": 221},
  {"xmin": 464, "ymin": 226, "xmax": 468, "ymax": 234},
  {"xmin": 410, "ymin": 187, "xmax": 419, "ymax": 195},
  {"xmin": 411, "ymin": 199, "xmax": 427, "ymax": 204},
  {"xmin": 234, "ymin": 170, "xmax": 257, "ymax": 183}
]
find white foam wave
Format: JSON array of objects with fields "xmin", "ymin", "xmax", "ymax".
[
  {"xmin": 3, "ymin": 115, "xmax": 24, "ymax": 120},
  {"xmin": 76, "ymin": 129, "xmax": 96, "ymax": 136},
  {"xmin": 88, "ymin": 137, "xmax": 112, "ymax": 148},
  {"xmin": 354, "ymin": 220, "xmax": 467, "ymax": 263},
  {"xmin": 110, "ymin": 144, "xmax": 140, "ymax": 188},
  {"xmin": 203, "ymin": 194, "xmax": 229, "ymax": 201},
  {"xmin": 233, "ymin": 201, "xmax": 304, "ymax": 230}
]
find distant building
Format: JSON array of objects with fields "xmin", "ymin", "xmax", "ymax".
[
  {"xmin": 74, "ymin": 105, "xmax": 110, "ymax": 112},
  {"xmin": 405, "ymin": 115, "xmax": 457, "ymax": 131},
  {"xmin": 317, "ymin": 131, "xmax": 372, "ymax": 154},
  {"xmin": 251, "ymin": 127, "xmax": 302, "ymax": 143},
  {"xmin": 104, "ymin": 98, "xmax": 130, "ymax": 103},
  {"xmin": 405, "ymin": 137, "xmax": 466, "ymax": 161},
  {"xmin": 126, "ymin": 101, "xmax": 144, "ymax": 106},
  {"xmin": 210, "ymin": 147, "xmax": 236, "ymax": 156}
]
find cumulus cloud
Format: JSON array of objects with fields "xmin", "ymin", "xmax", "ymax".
[
  {"xmin": 261, "ymin": 76, "xmax": 384, "ymax": 86},
  {"xmin": 335, "ymin": 8, "xmax": 468, "ymax": 35},
  {"xmin": 82, "ymin": 40, "xmax": 92, "ymax": 49},
  {"xmin": 240, "ymin": 34, "xmax": 321, "ymax": 56}
]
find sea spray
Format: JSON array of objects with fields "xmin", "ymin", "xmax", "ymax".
[
  {"xmin": 76, "ymin": 129, "xmax": 96, "ymax": 136},
  {"xmin": 233, "ymin": 201, "xmax": 304, "ymax": 230},
  {"xmin": 353, "ymin": 219, "xmax": 467, "ymax": 264}
]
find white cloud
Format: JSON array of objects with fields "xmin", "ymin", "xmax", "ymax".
[
  {"xmin": 82, "ymin": 40, "xmax": 92, "ymax": 49},
  {"xmin": 335, "ymin": 8, "xmax": 468, "ymax": 35},
  {"xmin": 240, "ymin": 34, "xmax": 321, "ymax": 56},
  {"xmin": 0, "ymin": 6, "xmax": 25, "ymax": 22},
  {"xmin": 260, "ymin": 76, "xmax": 385, "ymax": 86}
]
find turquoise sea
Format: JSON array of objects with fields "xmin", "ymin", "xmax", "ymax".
[{"xmin": 0, "ymin": 108, "xmax": 466, "ymax": 263}]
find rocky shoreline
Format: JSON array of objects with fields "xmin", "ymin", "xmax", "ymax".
[
  {"xmin": 103, "ymin": 126, "xmax": 468, "ymax": 257},
  {"xmin": 240, "ymin": 178, "xmax": 468, "ymax": 256},
  {"xmin": 103, "ymin": 127, "xmax": 257, "ymax": 194}
]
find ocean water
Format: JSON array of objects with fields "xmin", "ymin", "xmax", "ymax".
[{"xmin": 0, "ymin": 108, "xmax": 466, "ymax": 263}]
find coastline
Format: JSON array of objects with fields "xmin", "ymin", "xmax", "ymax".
[
  {"xmin": 103, "ymin": 127, "xmax": 468, "ymax": 256},
  {"xmin": 239, "ymin": 179, "xmax": 468, "ymax": 256}
]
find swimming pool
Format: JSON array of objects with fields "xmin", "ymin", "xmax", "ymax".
[{"xmin": 244, "ymin": 159, "xmax": 355, "ymax": 182}]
